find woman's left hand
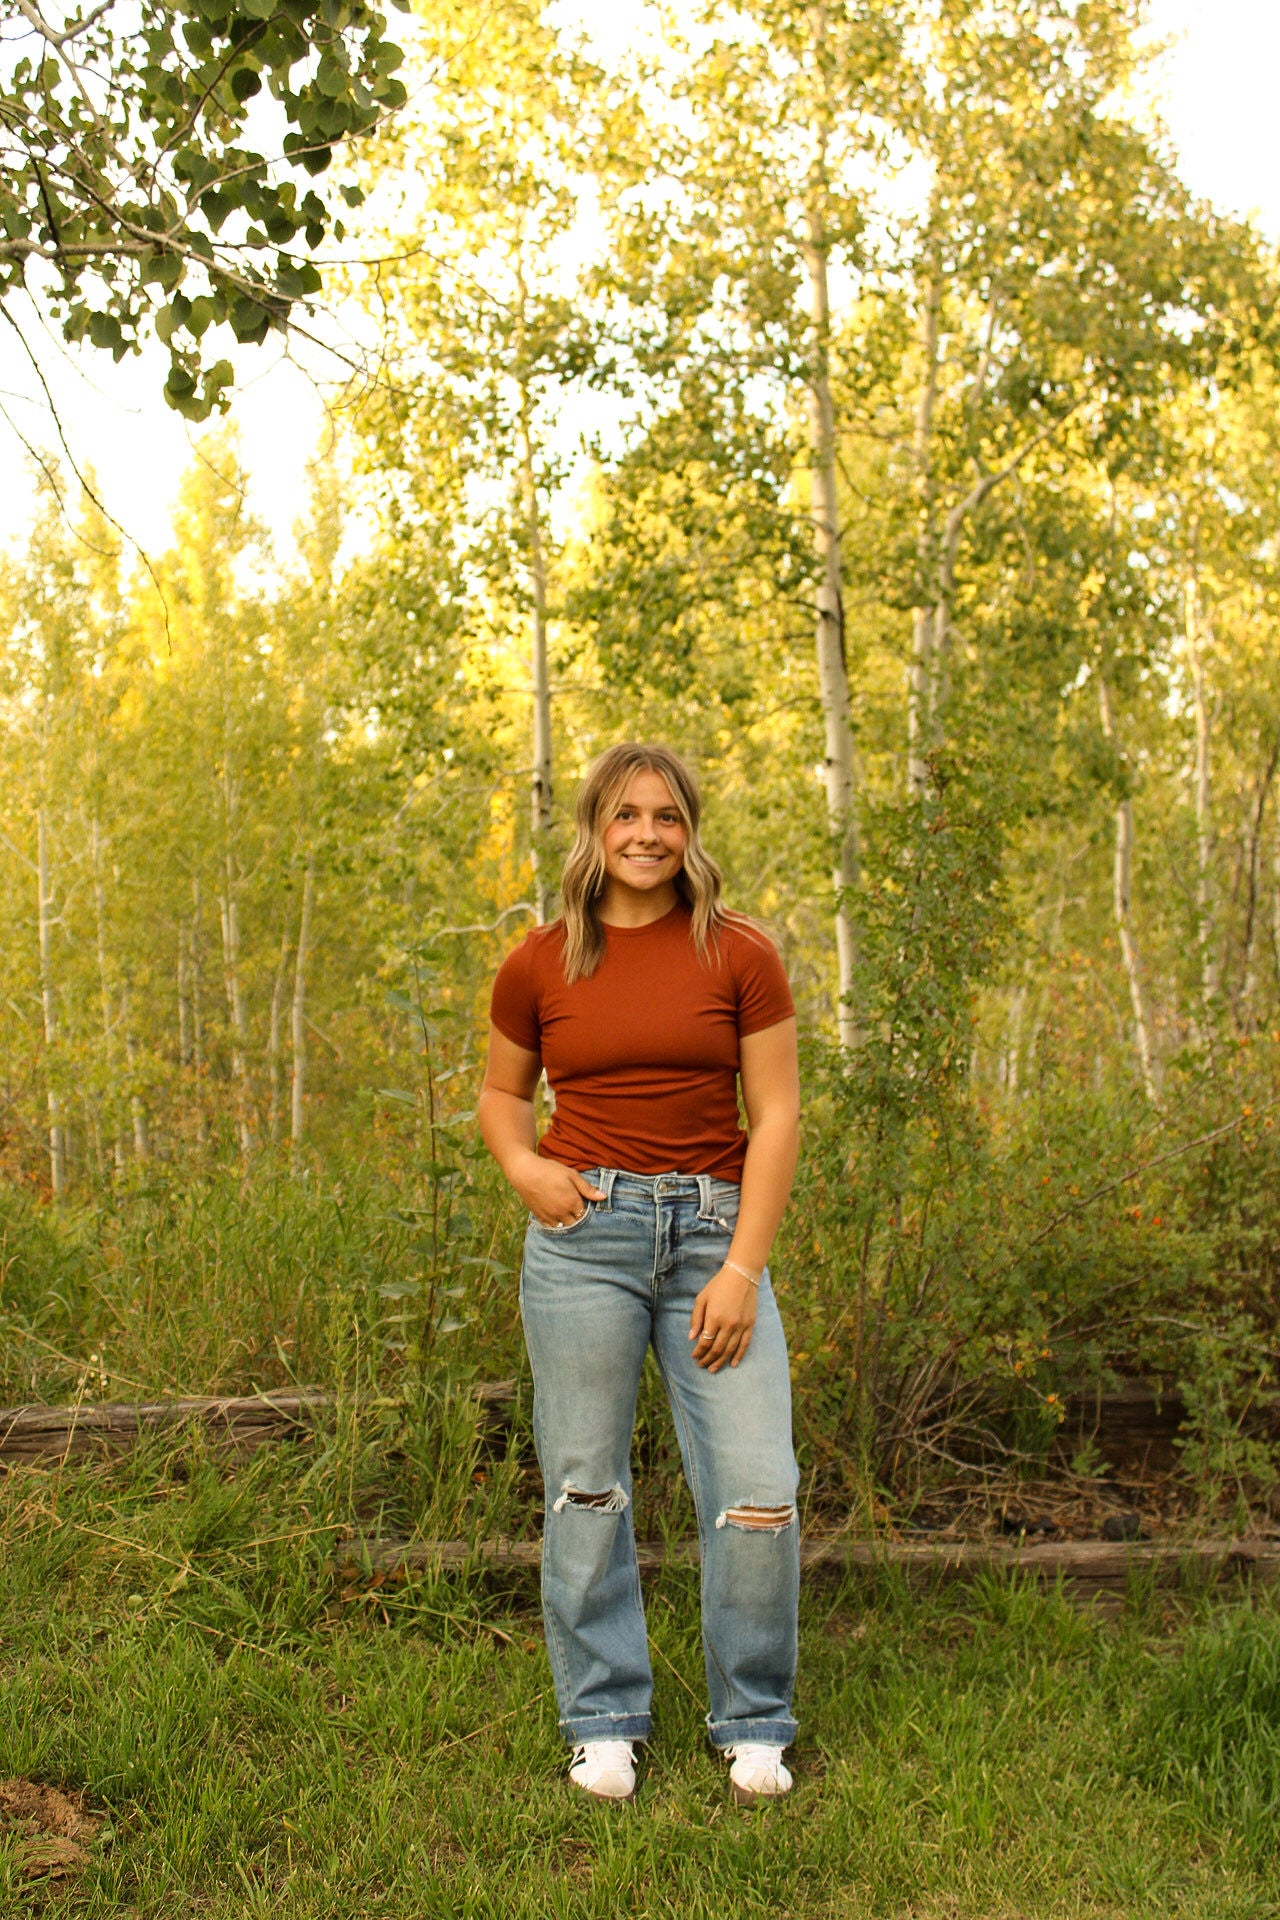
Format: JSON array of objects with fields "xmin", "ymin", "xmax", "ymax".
[{"xmin": 688, "ymin": 1267, "xmax": 758, "ymax": 1372}]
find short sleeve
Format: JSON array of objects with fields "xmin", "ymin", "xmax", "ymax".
[
  {"xmin": 490, "ymin": 937, "xmax": 542, "ymax": 1053},
  {"xmin": 731, "ymin": 926, "xmax": 795, "ymax": 1037}
]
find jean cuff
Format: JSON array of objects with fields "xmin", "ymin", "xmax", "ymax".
[
  {"xmin": 561, "ymin": 1713, "xmax": 651, "ymax": 1744},
  {"xmin": 706, "ymin": 1715, "xmax": 797, "ymax": 1751}
]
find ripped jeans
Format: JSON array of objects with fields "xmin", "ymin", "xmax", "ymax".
[{"xmin": 519, "ymin": 1167, "xmax": 799, "ymax": 1750}]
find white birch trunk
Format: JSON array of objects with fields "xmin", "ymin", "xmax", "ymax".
[
  {"xmin": 908, "ymin": 263, "xmax": 940, "ymax": 800},
  {"xmin": 190, "ymin": 876, "xmax": 208, "ymax": 1147},
  {"xmin": 290, "ymin": 852, "xmax": 316, "ymax": 1173},
  {"xmin": 220, "ymin": 825, "xmax": 253, "ymax": 1158},
  {"xmin": 1185, "ymin": 573, "xmax": 1218, "ymax": 1013},
  {"xmin": 91, "ymin": 814, "xmax": 125, "ymax": 1168},
  {"xmin": 122, "ymin": 983, "xmax": 148, "ymax": 1162},
  {"xmin": 1097, "ymin": 676, "xmax": 1158, "ymax": 1100},
  {"xmin": 268, "ymin": 920, "xmax": 291, "ymax": 1146},
  {"xmin": 37, "ymin": 806, "xmax": 66, "ymax": 1196},
  {"xmin": 802, "ymin": 142, "xmax": 860, "ymax": 1047},
  {"xmin": 517, "ymin": 369, "xmax": 554, "ymax": 927}
]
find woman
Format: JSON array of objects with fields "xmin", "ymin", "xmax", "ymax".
[{"xmin": 478, "ymin": 742, "xmax": 801, "ymax": 1805}]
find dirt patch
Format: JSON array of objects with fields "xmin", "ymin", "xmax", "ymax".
[{"xmin": 0, "ymin": 1778, "xmax": 104, "ymax": 1880}]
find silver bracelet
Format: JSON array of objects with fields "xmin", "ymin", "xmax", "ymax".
[{"xmin": 724, "ymin": 1258, "xmax": 760, "ymax": 1288}]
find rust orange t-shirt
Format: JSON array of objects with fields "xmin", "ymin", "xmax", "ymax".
[{"xmin": 489, "ymin": 902, "xmax": 794, "ymax": 1182}]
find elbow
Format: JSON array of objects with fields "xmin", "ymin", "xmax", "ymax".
[{"xmin": 749, "ymin": 1101, "xmax": 801, "ymax": 1143}]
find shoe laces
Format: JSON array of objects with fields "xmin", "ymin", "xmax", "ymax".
[
  {"xmin": 726, "ymin": 1742, "xmax": 791, "ymax": 1785},
  {"xmin": 572, "ymin": 1740, "xmax": 634, "ymax": 1769}
]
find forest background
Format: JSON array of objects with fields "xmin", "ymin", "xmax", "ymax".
[{"xmin": 4, "ymin": 0, "xmax": 1280, "ymax": 1513}]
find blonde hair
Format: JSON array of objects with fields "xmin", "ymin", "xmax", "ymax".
[{"xmin": 560, "ymin": 742, "xmax": 729, "ymax": 984}]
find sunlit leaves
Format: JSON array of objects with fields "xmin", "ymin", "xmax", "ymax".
[{"xmin": 0, "ymin": 0, "xmax": 408, "ymax": 417}]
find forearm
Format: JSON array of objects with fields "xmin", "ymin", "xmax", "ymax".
[
  {"xmin": 727, "ymin": 1111, "xmax": 799, "ymax": 1277},
  {"xmin": 477, "ymin": 1085, "xmax": 540, "ymax": 1185}
]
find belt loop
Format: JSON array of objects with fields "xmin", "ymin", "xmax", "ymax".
[
  {"xmin": 696, "ymin": 1175, "xmax": 714, "ymax": 1220},
  {"xmin": 597, "ymin": 1168, "xmax": 617, "ymax": 1211}
]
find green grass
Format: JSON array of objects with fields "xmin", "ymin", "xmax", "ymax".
[
  {"xmin": 4, "ymin": 1168, "xmax": 1280, "ymax": 1912},
  {"xmin": 2, "ymin": 1439, "xmax": 1279, "ymax": 1918}
]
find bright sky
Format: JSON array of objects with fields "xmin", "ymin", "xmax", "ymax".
[{"xmin": 0, "ymin": 0, "xmax": 1276, "ymax": 565}]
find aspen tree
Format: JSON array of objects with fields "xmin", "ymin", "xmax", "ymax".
[
  {"xmin": 1096, "ymin": 672, "xmax": 1158, "ymax": 1101},
  {"xmin": 290, "ymin": 852, "xmax": 316, "ymax": 1173},
  {"xmin": 890, "ymin": 0, "xmax": 1205, "ymax": 797},
  {"xmin": 347, "ymin": 0, "xmax": 608, "ymax": 926},
  {"xmin": 600, "ymin": 0, "xmax": 903, "ymax": 1042}
]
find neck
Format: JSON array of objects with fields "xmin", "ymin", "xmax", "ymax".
[{"xmin": 597, "ymin": 881, "xmax": 680, "ymax": 928}]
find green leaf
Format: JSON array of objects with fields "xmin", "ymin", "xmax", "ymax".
[
  {"xmin": 377, "ymin": 1088, "xmax": 418, "ymax": 1107},
  {"xmin": 315, "ymin": 54, "xmax": 348, "ymax": 98},
  {"xmin": 228, "ymin": 294, "xmax": 271, "ymax": 344}
]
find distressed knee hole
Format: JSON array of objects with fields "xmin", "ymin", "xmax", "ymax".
[
  {"xmin": 715, "ymin": 1503, "xmax": 796, "ymax": 1534},
  {"xmin": 552, "ymin": 1482, "xmax": 629, "ymax": 1515}
]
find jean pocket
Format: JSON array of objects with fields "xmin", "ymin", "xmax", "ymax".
[{"xmin": 528, "ymin": 1202, "xmax": 594, "ymax": 1237}]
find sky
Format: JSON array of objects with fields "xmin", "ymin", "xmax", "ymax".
[{"xmin": 1, "ymin": 0, "xmax": 1276, "ymax": 565}]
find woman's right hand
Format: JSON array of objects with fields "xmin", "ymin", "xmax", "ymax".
[{"xmin": 513, "ymin": 1154, "xmax": 606, "ymax": 1228}]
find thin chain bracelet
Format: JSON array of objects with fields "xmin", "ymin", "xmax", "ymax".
[{"xmin": 724, "ymin": 1258, "xmax": 760, "ymax": 1288}]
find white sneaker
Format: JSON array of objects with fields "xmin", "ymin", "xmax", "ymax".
[
  {"xmin": 568, "ymin": 1739, "xmax": 636, "ymax": 1801},
  {"xmin": 724, "ymin": 1742, "xmax": 792, "ymax": 1805}
]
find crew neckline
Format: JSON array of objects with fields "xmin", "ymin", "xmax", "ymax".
[{"xmin": 599, "ymin": 899, "xmax": 687, "ymax": 937}]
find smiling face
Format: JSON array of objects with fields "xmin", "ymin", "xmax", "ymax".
[{"xmin": 598, "ymin": 768, "xmax": 687, "ymax": 919}]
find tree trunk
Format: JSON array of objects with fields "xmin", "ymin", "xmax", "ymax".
[
  {"xmin": 268, "ymin": 920, "xmax": 291, "ymax": 1147},
  {"xmin": 802, "ymin": 138, "xmax": 860, "ymax": 1047},
  {"xmin": 290, "ymin": 852, "xmax": 316, "ymax": 1173},
  {"xmin": 37, "ymin": 806, "xmax": 66, "ymax": 1196},
  {"xmin": 907, "ymin": 261, "xmax": 941, "ymax": 801},
  {"xmin": 190, "ymin": 876, "xmax": 208, "ymax": 1147},
  {"xmin": 91, "ymin": 814, "xmax": 125, "ymax": 1168},
  {"xmin": 515, "ymin": 298, "xmax": 555, "ymax": 927},
  {"xmin": 1236, "ymin": 740, "xmax": 1278, "ymax": 1029},
  {"xmin": 122, "ymin": 983, "xmax": 148, "ymax": 1162},
  {"xmin": 1097, "ymin": 676, "xmax": 1158, "ymax": 1100},
  {"xmin": 220, "ymin": 826, "xmax": 253, "ymax": 1158},
  {"xmin": 1185, "ymin": 573, "xmax": 1218, "ymax": 1015}
]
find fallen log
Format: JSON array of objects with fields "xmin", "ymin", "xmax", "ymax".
[
  {"xmin": 0, "ymin": 1391, "xmax": 331, "ymax": 1463},
  {"xmin": 0, "ymin": 1381, "xmax": 518, "ymax": 1465},
  {"xmin": 332, "ymin": 1532, "xmax": 1280, "ymax": 1595}
]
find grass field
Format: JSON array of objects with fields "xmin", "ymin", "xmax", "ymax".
[
  {"xmin": 4, "ymin": 1174, "xmax": 1280, "ymax": 1915},
  {"xmin": 2, "ymin": 1432, "xmax": 1280, "ymax": 1918}
]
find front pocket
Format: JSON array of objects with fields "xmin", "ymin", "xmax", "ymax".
[{"xmin": 529, "ymin": 1202, "xmax": 594, "ymax": 1237}]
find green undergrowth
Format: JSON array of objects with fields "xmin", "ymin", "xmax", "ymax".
[
  {"xmin": 1, "ymin": 1442, "xmax": 1279, "ymax": 1917},
  {"xmin": 5, "ymin": 1123, "xmax": 1280, "ymax": 1532}
]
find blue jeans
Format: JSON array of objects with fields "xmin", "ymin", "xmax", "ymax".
[{"xmin": 519, "ymin": 1167, "xmax": 799, "ymax": 1750}]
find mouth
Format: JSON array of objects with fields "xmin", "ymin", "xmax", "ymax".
[{"xmin": 622, "ymin": 853, "xmax": 668, "ymax": 867}]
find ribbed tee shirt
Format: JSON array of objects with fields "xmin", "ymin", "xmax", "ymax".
[{"xmin": 488, "ymin": 901, "xmax": 795, "ymax": 1182}]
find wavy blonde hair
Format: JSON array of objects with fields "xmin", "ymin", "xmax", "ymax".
[{"xmin": 560, "ymin": 742, "xmax": 729, "ymax": 984}]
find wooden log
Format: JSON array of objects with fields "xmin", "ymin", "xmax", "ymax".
[
  {"xmin": 332, "ymin": 1532, "xmax": 1280, "ymax": 1594},
  {"xmin": 0, "ymin": 1391, "xmax": 332, "ymax": 1463},
  {"xmin": 0, "ymin": 1380, "xmax": 519, "ymax": 1465}
]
